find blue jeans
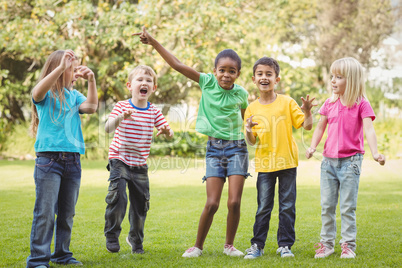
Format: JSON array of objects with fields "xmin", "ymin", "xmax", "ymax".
[
  {"xmin": 250, "ymin": 168, "xmax": 297, "ymax": 249},
  {"xmin": 203, "ymin": 139, "xmax": 249, "ymax": 182},
  {"xmin": 104, "ymin": 159, "xmax": 150, "ymax": 249},
  {"xmin": 27, "ymin": 152, "xmax": 81, "ymax": 268},
  {"xmin": 320, "ymin": 154, "xmax": 363, "ymax": 251}
]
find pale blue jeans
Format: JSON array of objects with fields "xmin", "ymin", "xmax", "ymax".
[{"xmin": 319, "ymin": 153, "xmax": 363, "ymax": 251}]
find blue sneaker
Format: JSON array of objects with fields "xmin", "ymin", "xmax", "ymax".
[
  {"xmin": 244, "ymin": 243, "xmax": 263, "ymax": 259},
  {"xmin": 276, "ymin": 246, "xmax": 294, "ymax": 258}
]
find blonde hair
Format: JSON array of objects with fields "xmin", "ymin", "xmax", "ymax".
[
  {"xmin": 329, "ymin": 57, "xmax": 367, "ymax": 107},
  {"xmin": 30, "ymin": 50, "xmax": 77, "ymax": 137},
  {"xmin": 128, "ymin": 65, "xmax": 157, "ymax": 85}
]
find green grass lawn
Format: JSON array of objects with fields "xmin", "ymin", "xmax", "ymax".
[{"xmin": 0, "ymin": 158, "xmax": 401, "ymax": 267}]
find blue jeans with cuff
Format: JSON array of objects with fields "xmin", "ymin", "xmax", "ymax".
[
  {"xmin": 320, "ymin": 153, "xmax": 363, "ymax": 251},
  {"xmin": 27, "ymin": 152, "xmax": 81, "ymax": 268}
]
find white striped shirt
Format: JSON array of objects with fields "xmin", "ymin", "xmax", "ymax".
[{"xmin": 108, "ymin": 100, "xmax": 168, "ymax": 166}]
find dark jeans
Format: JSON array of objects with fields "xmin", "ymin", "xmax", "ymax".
[
  {"xmin": 250, "ymin": 168, "xmax": 297, "ymax": 249},
  {"xmin": 27, "ymin": 152, "xmax": 81, "ymax": 268},
  {"xmin": 104, "ymin": 159, "xmax": 150, "ymax": 248}
]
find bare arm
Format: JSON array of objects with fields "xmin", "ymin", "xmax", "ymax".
[
  {"xmin": 77, "ymin": 65, "xmax": 98, "ymax": 114},
  {"xmin": 32, "ymin": 50, "xmax": 75, "ymax": 102},
  {"xmin": 105, "ymin": 110, "xmax": 135, "ymax": 133},
  {"xmin": 363, "ymin": 117, "xmax": 385, "ymax": 165},
  {"xmin": 301, "ymin": 94, "xmax": 316, "ymax": 130},
  {"xmin": 305, "ymin": 115, "xmax": 327, "ymax": 159},
  {"xmin": 245, "ymin": 115, "xmax": 258, "ymax": 146},
  {"xmin": 134, "ymin": 26, "xmax": 200, "ymax": 83}
]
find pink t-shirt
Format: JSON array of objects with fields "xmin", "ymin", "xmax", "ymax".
[{"xmin": 320, "ymin": 98, "xmax": 375, "ymax": 158}]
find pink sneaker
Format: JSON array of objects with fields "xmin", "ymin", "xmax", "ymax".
[
  {"xmin": 340, "ymin": 243, "xmax": 356, "ymax": 258},
  {"xmin": 314, "ymin": 242, "xmax": 334, "ymax": 258},
  {"xmin": 223, "ymin": 244, "xmax": 244, "ymax": 257},
  {"xmin": 182, "ymin": 247, "xmax": 202, "ymax": 258}
]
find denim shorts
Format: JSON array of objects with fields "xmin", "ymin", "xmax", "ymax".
[{"xmin": 203, "ymin": 139, "xmax": 249, "ymax": 182}]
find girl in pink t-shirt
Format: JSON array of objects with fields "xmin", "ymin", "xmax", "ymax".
[{"xmin": 306, "ymin": 57, "xmax": 385, "ymax": 259}]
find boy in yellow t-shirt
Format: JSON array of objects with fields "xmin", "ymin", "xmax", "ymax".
[{"xmin": 243, "ymin": 57, "xmax": 316, "ymax": 259}]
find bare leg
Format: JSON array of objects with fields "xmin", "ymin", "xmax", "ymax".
[
  {"xmin": 194, "ymin": 177, "xmax": 225, "ymax": 249},
  {"xmin": 225, "ymin": 175, "xmax": 245, "ymax": 245}
]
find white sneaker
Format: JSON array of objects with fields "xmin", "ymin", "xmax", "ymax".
[
  {"xmin": 314, "ymin": 243, "xmax": 334, "ymax": 258},
  {"xmin": 276, "ymin": 246, "xmax": 294, "ymax": 257},
  {"xmin": 223, "ymin": 244, "xmax": 244, "ymax": 257},
  {"xmin": 340, "ymin": 243, "xmax": 356, "ymax": 258},
  {"xmin": 182, "ymin": 247, "xmax": 202, "ymax": 258}
]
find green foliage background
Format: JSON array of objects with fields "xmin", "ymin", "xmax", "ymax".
[{"xmin": 0, "ymin": 0, "xmax": 401, "ymax": 159}]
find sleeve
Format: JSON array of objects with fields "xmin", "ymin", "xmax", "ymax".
[
  {"xmin": 290, "ymin": 98, "xmax": 305, "ymax": 129},
  {"xmin": 109, "ymin": 102, "xmax": 123, "ymax": 119},
  {"xmin": 32, "ymin": 91, "xmax": 49, "ymax": 105},
  {"xmin": 154, "ymin": 107, "xmax": 168, "ymax": 129},
  {"xmin": 319, "ymin": 99, "xmax": 329, "ymax": 116},
  {"xmin": 240, "ymin": 89, "xmax": 249, "ymax": 109},
  {"xmin": 198, "ymin": 73, "xmax": 214, "ymax": 90},
  {"xmin": 360, "ymin": 99, "xmax": 376, "ymax": 121},
  {"xmin": 74, "ymin": 90, "xmax": 87, "ymax": 106}
]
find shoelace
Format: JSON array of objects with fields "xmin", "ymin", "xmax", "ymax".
[
  {"xmin": 247, "ymin": 244, "xmax": 259, "ymax": 254},
  {"xmin": 186, "ymin": 247, "xmax": 196, "ymax": 253},
  {"xmin": 341, "ymin": 243, "xmax": 351, "ymax": 255},
  {"xmin": 224, "ymin": 244, "xmax": 236, "ymax": 252},
  {"xmin": 314, "ymin": 243, "xmax": 325, "ymax": 254}
]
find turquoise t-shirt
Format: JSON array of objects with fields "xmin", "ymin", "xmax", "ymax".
[
  {"xmin": 195, "ymin": 73, "xmax": 249, "ymax": 140},
  {"xmin": 33, "ymin": 88, "xmax": 87, "ymax": 154}
]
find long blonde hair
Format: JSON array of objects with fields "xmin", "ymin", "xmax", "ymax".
[
  {"xmin": 30, "ymin": 50, "xmax": 77, "ymax": 137},
  {"xmin": 329, "ymin": 57, "xmax": 367, "ymax": 107}
]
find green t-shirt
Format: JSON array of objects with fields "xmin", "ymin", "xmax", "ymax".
[{"xmin": 195, "ymin": 73, "xmax": 249, "ymax": 140}]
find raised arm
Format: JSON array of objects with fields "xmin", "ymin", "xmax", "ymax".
[
  {"xmin": 134, "ymin": 26, "xmax": 200, "ymax": 83},
  {"xmin": 77, "ymin": 65, "xmax": 98, "ymax": 114},
  {"xmin": 305, "ymin": 115, "xmax": 327, "ymax": 159},
  {"xmin": 245, "ymin": 115, "xmax": 258, "ymax": 146},
  {"xmin": 32, "ymin": 50, "xmax": 76, "ymax": 102},
  {"xmin": 363, "ymin": 117, "xmax": 385, "ymax": 165},
  {"xmin": 301, "ymin": 94, "xmax": 316, "ymax": 130},
  {"xmin": 105, "ymin": 110, "xmax": 136, "ymax": 133}
]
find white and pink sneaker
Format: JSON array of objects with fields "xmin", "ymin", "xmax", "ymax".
[{"xmin": 182, "ymin": 246, "xmax": 202, "ymax": 258}]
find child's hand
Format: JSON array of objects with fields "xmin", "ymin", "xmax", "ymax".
[
  {"xmin": 301, "ymin": 95, "xmax": 317, "ymax": 112},
  {"xmin": 374, "ymin": 153, "xmax": 386, "ymax": 165},
  {"xmin": 60, "ymin": 50, "xmax": 76, "ymax": 71},
  {"xmin": 156, "ymin": 125, "xmax": 173, "ymax": 138},
  {"xmin": 122, "ymin": 110, "xmax": 136, "ymax": 120},
  {"xmin": 133, "ymin": 26, "xmax": 155, "ymax": 46},
  {"xmin": 75, "ymin": 66, "xmax": 95, "ymax": 83},
  {"xmin": 305, "ymin": 147, "xmax": 316, "ymax": 159},
  {"xmin": 246, "ymin": 115, "xmax": 258, "ymax": 133}
]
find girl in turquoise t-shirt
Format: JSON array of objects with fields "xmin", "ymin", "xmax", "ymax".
[
  {"xmin": 27, "ymin": 50, "xmax": 98, "ymax": 268},
  {"xmin": 135, "ymin": 26, "xmax": 249, "ymax": 257}
]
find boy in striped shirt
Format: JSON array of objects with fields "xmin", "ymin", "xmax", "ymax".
[{"xmin": 104, "ymin": 65, "xmax": 173, "ymax": 254}]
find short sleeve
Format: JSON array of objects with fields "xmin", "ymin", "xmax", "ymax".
[
  {"xmin": 74, "ymin": 90, "xmax": 87, "ymax": 106},
  {"xmin": 198, "ymin": 73, "xmax": 214, "ymax": 90},
  {"xmin": 290, "ymin": 98, "xmax": 305, "ymax": 129},
  {"xmin": 154, "ymin": 108, "xmax": 168, "ymax": 129},
  {"xmin": 240, "ymin": 90, "xmax": 249, "ymax": 109},
  {"xmin": 360, "ymin": 99, "xmax": 376, "ymax": 121},
  {"xmin": 319, "ymin": 99, "xmax": 329, "ymax": 116},
  {"xmin": 109, "ymin": 102, "xmax": 123, "ymax": 119},
  {"xmin": 32, "ymin": 92, "xmax": 49, "ymax": 105}
]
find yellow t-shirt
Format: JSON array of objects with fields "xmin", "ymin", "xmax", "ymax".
[{"xmin": 244, "ymin": 94, "xmax": 305, "ymax": 172}]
